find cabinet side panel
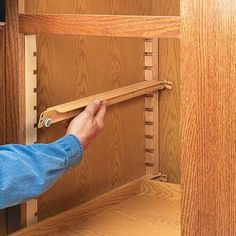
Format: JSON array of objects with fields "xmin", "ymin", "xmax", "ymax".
[
  {"xmin": 25, "ymin": 0, "xmax": 148, "ymax": 220},
  {"xmin": 181, "ymin": 0, "xmax": 236, "ymax": 235},
  {"xmin": 152, "ymin": 0, "xmax": 181, "ymax": 184}
]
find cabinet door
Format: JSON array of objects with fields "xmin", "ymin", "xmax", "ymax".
[{"xmin": 181, "ymin": 0, "xmax": 236, "ymax": 235}]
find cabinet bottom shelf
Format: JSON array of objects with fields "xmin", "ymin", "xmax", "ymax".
[{"xmin": 14, "ymin": 179, "xmax": 180, "ymax": 236}]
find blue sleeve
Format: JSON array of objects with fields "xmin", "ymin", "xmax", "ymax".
[{"xmin": 0, "ymin": 134, "xmax": 83, "ymax": 209}]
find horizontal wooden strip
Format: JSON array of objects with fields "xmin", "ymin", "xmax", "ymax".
[
  {"xmin": 19, "ymin": 14, "xmax": 180, "ymax": 38},
  {"xmin": 38, "ymin": 80, "xmax": 171, "ymax": 128}
]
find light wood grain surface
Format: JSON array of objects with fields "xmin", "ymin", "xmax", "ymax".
[
  {"xmin": 25, "ymin": 0, "xmax": 148, "ymax": 220},
  {"xmin": 24, "ymin": 35, "xmax": 38, "ymax": 225},
  {"xmin": 152, "ymin": 0, "xmax": 180, "ymax": 184},
  {"xmin": 13, "ymin": 180, "xmax": 180, "ymax": 236},
  {"xmin": 181, "ymin": 0, "xmax": 236, "ymax": 235},
  {"xmin": 19, "ymin": 14, "xmax": 180, "ymax": 38},
  {"xmin": 144, "ymin": 39, "xmax": 161, "ymax": 176}
]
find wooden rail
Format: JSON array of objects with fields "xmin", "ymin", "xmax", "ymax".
[
  {"xmin": 38, "ymin": 80, "xmax": 173, "ymax": 128},
  {"xmin": 19, "ymin": 14, "xmax": 180, "ymax": 38}
]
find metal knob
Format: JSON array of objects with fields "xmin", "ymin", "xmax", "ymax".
[{"xmin": 44, "ymin": 118, "xmax": 52, "ymax": 128}]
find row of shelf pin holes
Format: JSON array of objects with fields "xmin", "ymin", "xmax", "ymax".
[{"xmin": 144, "ymin": 39, "xmax": 156, "ymax": 168}]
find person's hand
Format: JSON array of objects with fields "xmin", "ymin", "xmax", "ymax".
[{"xmin": 66, "ymin": 99, "xmax": 107, "ymax": 149}]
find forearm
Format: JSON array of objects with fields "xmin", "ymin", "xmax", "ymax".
[{"xmin": 0, "ymin": 135, "xmax": 83, "ymax": 209}]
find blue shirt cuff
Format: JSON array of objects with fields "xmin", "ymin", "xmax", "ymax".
[{"xmin": 52, "ymin": 135, "xmax": 84, "ymax": 170}]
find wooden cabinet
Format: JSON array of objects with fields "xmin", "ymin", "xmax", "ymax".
[{"xmin": 2, "ymin": 0, "xmax": 235, "ymax": 235}]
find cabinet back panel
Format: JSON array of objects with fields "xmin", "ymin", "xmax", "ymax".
[
  {"xmin": 26, "ymin": 0, "xmax": 146, "ymax": 220},
  {"xmin": 25, "ymin": 0, "xmax": 181, "ymax": 220}
]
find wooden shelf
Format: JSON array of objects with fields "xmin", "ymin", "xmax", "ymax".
[
  {"xmin": 19, "ymin": 14, "xmax": 180, "ymax": 38},
  {"xmin": 38, "ymin": 80, "xmax": 173, "ymax": 128},
  {"xmin": 13, "ymin": 179, "xmax": 180, "ymax": 236}
]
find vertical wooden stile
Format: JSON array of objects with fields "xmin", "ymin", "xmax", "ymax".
[
  {"xmin": 181, "ymin": 0, "xmax": 236, "ymax": 234},
  {"xmin": 25, "ymin": 35, "xmax": 38, "ymax": 226},
  {"xmin": 145, "ymin": 38, "xmax": 159, "ymax": 176},
  {"xmin": 5, "ymin": 0, "xmax": 28, "ymax": 232}
]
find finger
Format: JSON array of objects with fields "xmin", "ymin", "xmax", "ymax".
[
  {"xmin": 85, "ymin": 99, "xmax": 102, "ymax": 116},
  {"xmin": 95, "ymin": 101, "xmax": 107, "ymax": 128}
]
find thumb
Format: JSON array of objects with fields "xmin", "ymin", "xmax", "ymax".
[{"xmin": 85, "ymin": 99, "xmax": 102, "ymax": 116}]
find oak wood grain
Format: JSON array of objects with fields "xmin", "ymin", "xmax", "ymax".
[
  {"xmin": 5, "ymin": 0, "xmax": 26, "ymax": 232},
  {"xmin": 13, "ymin": 180, "xmax": 180, "ymax": 236},
  {"xmin": 152, "ymin": 0, "xmax": 180, "ymax": 184},
  {"xmin": 19, "ymin": 14, "xmax": 180, "ymax": 39},
  {"xmin": 25, "ymin": 0, "xmax": 148, "ymax": 220},
  {"xmin": 6, "ymin": 0, "xmax": 25, "ymax": 144},
  {"xmin": 181, "ymin": 0, "xmax": 236, "ymax": 235}
]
